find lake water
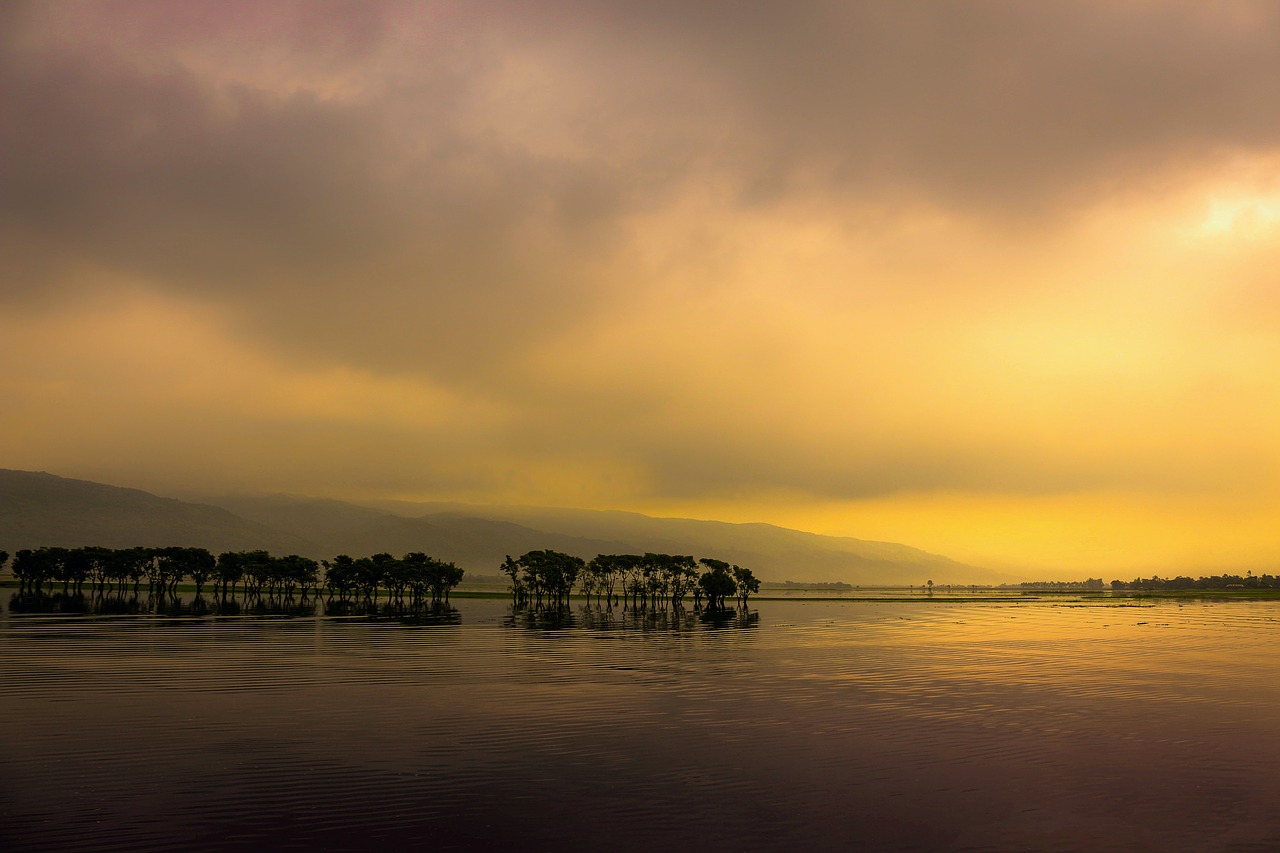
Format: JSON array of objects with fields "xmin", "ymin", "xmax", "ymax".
[{"xmin": 3, "ymin": 591, "xmax": 1280, "ymax": 852}]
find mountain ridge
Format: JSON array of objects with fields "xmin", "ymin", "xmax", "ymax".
[
  {"xmin": 0, "ymin": 469, "xmax": 1018, "ymax": 584},
  {"xmin": 0, "ymin": 469, "xmax": 318, "ymax": 555}
]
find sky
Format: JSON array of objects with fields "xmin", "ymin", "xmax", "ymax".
[{"xmin": 3, "ymin": 1, "xmax": 1280, "ymax": 578}]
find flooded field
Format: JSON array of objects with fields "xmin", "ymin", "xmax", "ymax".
[{"xmin": 3, "ymin": 592, "xmax": 1279, "ymax": 851}]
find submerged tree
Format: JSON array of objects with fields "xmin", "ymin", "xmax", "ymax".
[
  {"xmin": 426, "ymin": 557, "xmax": 465, "ymax": 603},
  {"xmin": 79, "ymin": 546, "xmax": 114, "ymax": 590},
  {"xmin": 153, "ymin": 547, "xmax": 216, "ymax": 595},
  {"xmin": 115, "ymin": 547, "xmax": 152, "ymax": 592},
  {"xmin": 323, "ymin": 555, "xmax": 358, "ymax": 599},
  {"xmin": 666, "ymin": 555, "xmax": 699, "ymax": 607},
  {"xmin": 620, "ymin": 555, "xmax": 647, "ymax": 607},
  {"xmin": 215, "ymin": 551, "xmax": 247, "ymax": 595},
  {"xmin": 360, "ymin": 553, "xmax": 400, "ymax": 600},
  {"xmin": 698, "ymin": 558, "xmax": 737, "ymax": 611},
  {"xmin": 13, "ymin": 549, "xmax": 50, "ymax": 592},
  {"xmin": 732, "ymin": 565, "xmax": 760, "ymax": 607},
  {"xmin": 273, "ymin": 554, "xmax": 320, "ymax": 597},
  {"xmin": 246, "ymin": 550, "xmax": 277, "ymax": 596},
  {"xmin": 500, "ymin": 555, "xmax": 525, "ymax": 604},
  {"xmin": 569, "ymin": 553, "xmax": 750, "ymax": 612},
  {"xmin": 60, "ymin": 547, "xmax": 92, "ymax": 592},
  {"xmin": 399, "ymin": 552, "xmax": 464, "ymax": 603},
  {"xmin": 504, "ymin": 550, "xmax": 584, "ymax": 608},
  {"xmin": 585, "ymin": 554, "xmax": 635, "ymax": 606},
  {"xmin": 640, "ymin": 553, "xmax": 668, "ymax": 606}
]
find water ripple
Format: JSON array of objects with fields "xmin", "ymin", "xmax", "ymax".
[{"xmin": 4, "ymin": 596, "xmax": 1280, "ymax": 851}]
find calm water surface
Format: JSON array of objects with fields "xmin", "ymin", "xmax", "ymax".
[{"xmin": 3, "ymin": 592, "xmax": 1279, "ymax": 852}]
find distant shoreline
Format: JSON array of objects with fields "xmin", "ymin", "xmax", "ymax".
[{"xmin": 5, "ymin": 579, "xmax": 1280, "ymax": 603}]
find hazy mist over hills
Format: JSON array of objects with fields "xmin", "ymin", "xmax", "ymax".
[
  {"xmin": 0, "ymin": 470, "xmax": 1015, "ymax": 585},
  {"xmin": 0, "ymin": 469, "xmax": 314, "ymax": 556},
  {"xmin": 353, "ymin": 499, "xmax": 1010, "ymax": 585}
]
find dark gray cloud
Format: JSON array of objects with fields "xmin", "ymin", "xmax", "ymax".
[
  {"xmin": 7, "ymin": 1, "xmax": 1280, "ymax": 341},
  {"xmin": 492, "ymin": 0, "xmax": 1280, "ymax": 210},
  {"xmin": 0, "ymin": 21, "xmax": 635, "ymax": 377}
]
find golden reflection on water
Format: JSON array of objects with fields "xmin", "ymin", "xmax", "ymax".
[{"xmin": 2, "ymin": 595, "xmax": 1279, "ymax": 852}]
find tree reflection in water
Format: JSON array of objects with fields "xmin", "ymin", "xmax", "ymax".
[
  {"xmin": 6, "ymin": 591, "xmax": 760, "ymax": 629},
  {"xmin": 505, "ymin": 602, "xmax": 758, "ymax": 631},
  {"xmin": 5, "ymin": 590, "xmax": 460, "ymax": 624},
  {"xmin": 8, "ymin": 590, "xmax": 97, "ymax": 614},
  {"xmin": 327, "ymin": 597, "xmax": 462, "ymax": 625}
]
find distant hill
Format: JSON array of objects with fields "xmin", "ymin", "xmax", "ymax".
[
  {"xmin": 0, "ymin": 470, "xmax": 316, "ymax": 555},
  {"xmin": 210, "ymin": 494, "xmax": 1013, "ymax": 585},
  {"xmin": 0, "ymin": 470, "xmax": 1014, "ymax": 584},
  {"xmin": 209, "ymin": 494, "xmax": 638, "ymax": 573}
]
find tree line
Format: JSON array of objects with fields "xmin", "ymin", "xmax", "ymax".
[
  {"xmin": 1110, "ymin": 573, "xmax": 1280, "ymax": 591},
  {"xmin": 500, "ymin": 550, "xmax": 759, "ymax": 611},
  {"xmin": 4, "ymin": 546, "xmax": 464, "ymax": 604},
  {"xmin": 2, "ymin": 546, "xmax": 763, "ymax": 611}
]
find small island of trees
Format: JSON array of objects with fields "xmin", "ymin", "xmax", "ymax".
[
  {"xmin": 5, "ymin": 545, "xmax": 465, "ymax": 606},
  {"xmin": 499, "ymin": 550, "xmax": 759, "ymax": 612},
  {"xmin": 1, "ymin": 545, "xmax": 761, "ymax": 614}
]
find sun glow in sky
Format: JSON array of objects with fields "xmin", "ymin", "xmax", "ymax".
[{"xmin": 3, "ymin": 1, "xmax": 1280, "ymax": 577}]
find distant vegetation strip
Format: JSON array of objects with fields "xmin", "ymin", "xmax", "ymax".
[
  {"xmin": 1, "ymin": 546, "xmax": 761, "ymax": 612},
  {"xmin": 7, "ymin": 546, "xmax": 1273, "ymax": 604},
  {"xmin": 5, "ymin": 546, "xmax": 462, "ymax": 604},
  {"xmin": 1108, "ymin": 573, "xmax": 1280, "ymax": 591}
]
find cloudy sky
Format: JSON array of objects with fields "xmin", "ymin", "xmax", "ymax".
[{"xmin": 3, "ymin": 1, "xmax": 1279, "ymax": 576}]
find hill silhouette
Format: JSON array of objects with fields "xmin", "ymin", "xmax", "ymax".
[
  {"xmin": 0, "ymin": 470, "xmax": 314, "ymax": 555},
  {"xmin": 0, "ymin": 470, "xmax": 1014, "ymax": 584},
  {"xmin": 207, "ymin": 495, "xmax": 1013, "ymax": 585}
]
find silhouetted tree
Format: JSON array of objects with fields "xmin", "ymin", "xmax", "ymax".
[
  {"xmin": 79, "ymin": 546, "xmax": 114, "ymax": 590},
  {"xmin": 618, "ymin": 555, "xmax": 646, "ymax": 608},
  {"xmin": 501, "ymin": 555, "xmax": 525, "ymax": 604},
  {"xmin": 220, "ymin": 550, "xmax": 271, "ymax": 597},
  {"xmin": 698, "ymin": 558, "xmax": 736, "ymax": 611},
  {"xmin": 585, "ymin": 555, "xmax": 634, "ymax": 605},
  {"xmin": 151, "ymin": 547, "xmax": 215, "ymax": 595},
  {"xmin": 732, "ymin": 565, "xmax": 760, "ymax": 607},
  {"xmin": 60, "ymin": 547, "xmax": 91, "ymax": 592},
  {"xmin": 363, "ymin": 553, "xmax": 399, "ymax": 600},
  {"xmin": 400, "ymin": 552, "xmax": 431, "ymax": 603},
  {"xmin": 185, "ymin": 548, "xmax": 216, "ymax": 594},
  {"xmin": 47, "ymin": 547, "xmax": 74, "ymax": 591},
  {"xmin": 215, "ymin": 551, "xmax": 247, "ymax": 595},
  {"xmin": 13, "ymin": 549, "xmax": 49, "ymax": 591},
  {"xmin": 640, "ymin": 553, "xmax": 668, "ymax": 607},
  {"xmin": 507, "ymin": 550, "xmax": 584, "ymax": 608},
  {"xmin": 323, "ymin": 555, "xmax": 359, "ymax": 599},
  {"xmin": 666, "ymin": 555, "xmax": 699, "ymax": 607},
  {"xmin": 153, "ymin": 547, "xmax": 182, "ymax": 593},
  {"xmin": 425, "ymin": 556, "xmax": 464, "ymax": 602},
  {"xmin": 273, "ymin": 555, "xmax": 319, "ymax": 597},
  {"xmin": 114, "ymin": 547, "xmax": 152, "ymax": 592},
  {"xmin": 141, "ymin": 548, "xmax": 168, "ymax": 593}
]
